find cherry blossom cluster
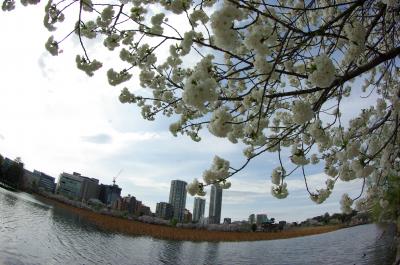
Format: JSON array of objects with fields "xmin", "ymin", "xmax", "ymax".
[
  {"xmin": 182, "ymin": 55, "xmax": 218, "ymax": 111},
  {"xmin": 6, "ymin": 0, "xmax": 400, "ymax": 218},
  {"xmin": 187, "ymin": 156, "xmax": 231, "ymax": 196}
]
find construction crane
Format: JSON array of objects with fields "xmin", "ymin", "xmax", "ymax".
[{"xmin": 113, "ymin": 169, "xmax": 123, "ymax": 185}]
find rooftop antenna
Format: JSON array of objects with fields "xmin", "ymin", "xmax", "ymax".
[{"xmin": 113, "ymin": 169, "xmax": 123, "ymax": 185}]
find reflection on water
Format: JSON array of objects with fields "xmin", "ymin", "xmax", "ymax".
[
  {"xmin": 0, "ymin": 187, "xmax": 396, "ymax": 265},
  {"xmin": 204, "ymin": 243, "xmax": 220, "ymax": 264},
  {"xmin": 157, "ymin": 240, "xmax": 183, "ymax": 264}
]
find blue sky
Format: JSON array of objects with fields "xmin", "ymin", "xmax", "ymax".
[{"xmin": 0, "ymin": 3, "xmax": 370, "ymax": 222}]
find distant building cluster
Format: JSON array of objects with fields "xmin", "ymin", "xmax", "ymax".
[
  {"xmin": 154, "ymin": 180, "xmax": 190, "ymax": 223},
  {"xmin": 3, "ymin": 156, "xmax": 367, "ymax": 229},
  {"xmin": 155, "ymin": 181, "xmax": 224, "ymax": 225},
  {"xmin": 155, "ymin": 202, "xmax": 173, "ymax": 220},
  {"xmin": 113, "ymin": 195, "xmax": 151, "ymax": 216},
  {"xmin": 21, "ymin": 168, "xmax": 151, "ymax": 216},
  {"xmin": 248, "ymin": 213, "xmax": 270, "ymax": 225},
  {"xmin": 22, "ymin": 169, "xmax": 56, "ymax": 194},
  {"xmin": 0, "ymin": 150, "xmax": 227, "ymax": 225},
  {"xmin": 21, "ymin": 165, "xmax": 228, "ymax": 224},
  {"xmin": 12, "ymin": 157, "xmax": 234, "ymax": 225}
]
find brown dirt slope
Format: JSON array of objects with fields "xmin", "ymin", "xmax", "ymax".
[{"xmin": 39, "ymin": 195, "xmax": 341, "ymax": 242}]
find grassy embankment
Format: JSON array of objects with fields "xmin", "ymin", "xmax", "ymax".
[{"xmin": 38, "ymin": 194, "xmax": 342, "ymax": 242}]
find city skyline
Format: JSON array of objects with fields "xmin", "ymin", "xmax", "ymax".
[
  {"xmin": 24, "ymin": 161, "xmax": 277, "ymax": 223},
  {"xmin": 1, "ymin": 151, "xmax": 363, "ymax": 222},
  {"xmin": 22, "ymin": 160, "xmax": 274, "ymax": 223},
  {"xmin": 22, "ymin": 162, "xmax": 243, "ymax": 223}
]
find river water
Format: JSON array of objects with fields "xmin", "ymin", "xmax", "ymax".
[{"xmin": 0, "ymin": 187, "xmax": 396, "ymax": 265}]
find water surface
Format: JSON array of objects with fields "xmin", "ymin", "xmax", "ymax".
[{"xmin": 0, "ymin": 187, "xmax": 396, "ymax": 265}]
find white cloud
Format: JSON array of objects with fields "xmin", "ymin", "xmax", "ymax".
[{"xmin": 126, "ymin": 176, "xmax": 170, "ymax": 191}]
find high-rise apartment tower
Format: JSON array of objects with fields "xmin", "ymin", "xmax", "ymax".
[
  {"xmin": 168, "ymin": 180, "xmax": 187, "ymax": 222},
  {"xmin": 193, "ymin": 197, "xmax": 206, "ymax": 222},
  {"xmin": 209, "ymin": 184, "xmax": 222, "ymax": 224}
]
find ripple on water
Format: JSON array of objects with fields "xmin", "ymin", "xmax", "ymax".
[{"xmin": 0, "ymin": 188, "xmax": 397, "ymax": 265}]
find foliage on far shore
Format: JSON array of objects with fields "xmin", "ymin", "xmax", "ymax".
[
  {"xmin": 36, "ymin": 192, "xmax": 342, "ymax": 242},
  {"xmin": 0, "ymin": 154, "xmax": 24, "ymax": 189}
]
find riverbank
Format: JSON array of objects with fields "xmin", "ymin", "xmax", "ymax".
[{"xmin": 35, "ymin": 193, "xmax": 342, "ymax": 242}]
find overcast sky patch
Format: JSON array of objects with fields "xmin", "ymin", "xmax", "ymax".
[{"xmin": 81, "ymin": 133, "xmax": 112, "ymax": 144}]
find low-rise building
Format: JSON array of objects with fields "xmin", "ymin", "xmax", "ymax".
[
  {"xmin": 0, "ymin": 157, "xmax": 24, "ymax": 189},
  {"xmin": 302, "ymin": 218, "xmax": 322, "ymax": 226},
  {"xmin": 112, "ymin": 197, "xmax": 123, "ymax": 211},
  {"xmin": 134, "ymin": 200, "xmax": 142, "ymax": 214},
  {"xmin": 124, "ymin": 196, "xmax": 137, "ymax": 214},
  {"xmin": 156, "ymin": 202, "xmax": 174, "ymax": 220},
  {"xmin": 1, "ymin": 157, "xmax": 16, "ymax": 173},
  {"xmin": 140, "ymin": 205, "xmax": 151, "ymax": 216},
  {"xmin": 248, "ymin": 214, "xmax": 256, "ymax": 224},
  {"xmin": 56, "ymin": 172, "xmax": 83, "ymax": 200},
  {"xmin": 34, "ymin": 170, "xmax": 56, "ymax": 193},
  {"xmin": 223, "ymin": 218, "xmax": 232, "ymax": 224},
  {"xmin": 80, "ymin": 176, "xmax": 100, "ymax": 202},
  {"xmin": 256, "ymin": 214, "xmax": 268, "ymax": 225},
  {"xmin": 198, "ymin": 216, "xmax": 209, "ymax": 225},
  {"xmin": 113, "ymin": 196, "xmax": 137, "ymax": 214},
  {"xmin": 21, "ymin": 169, "xmax": 40, "ymax": 191},
  {"xmin": 113, "ymin": 196, "xmax": 150, "ymax": 216},
  {"xmin": 99, "ymin": 184, "xmax": 121, "ymax": 206},
  {"xmin": 183, "ymin": 209, "xmax": 192, "ymax": 223}
]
